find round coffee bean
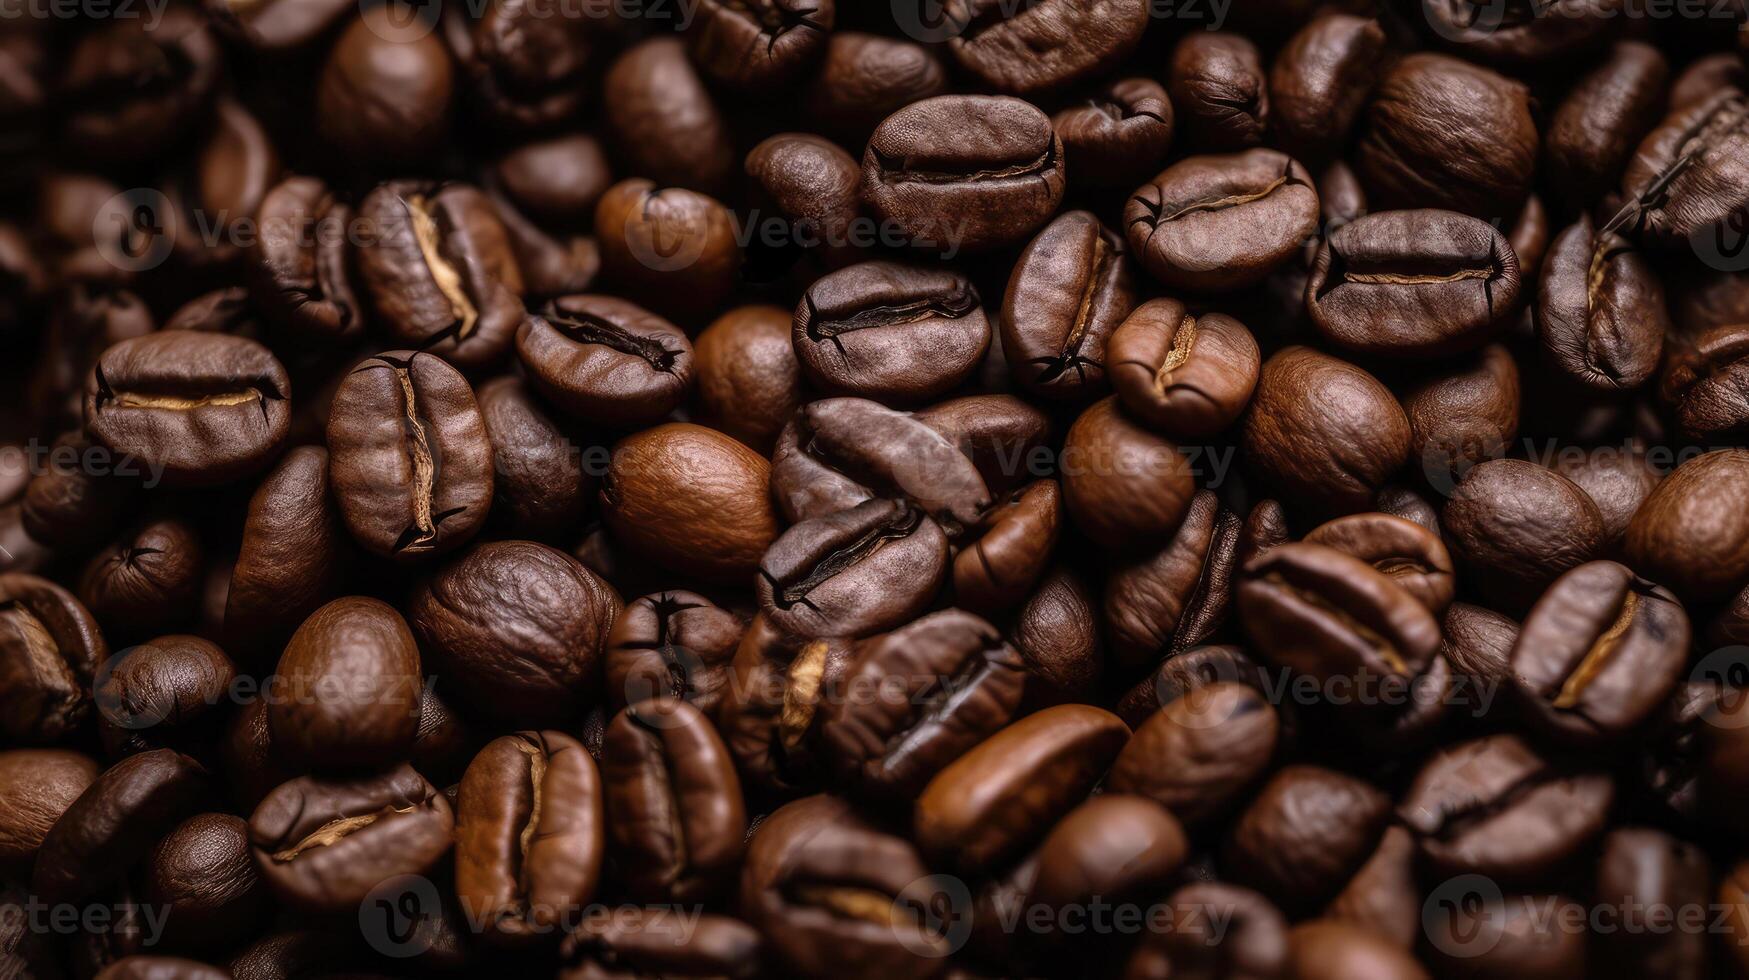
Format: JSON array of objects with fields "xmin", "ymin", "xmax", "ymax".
[{"xmin": 1124, "ymin": 149, "xmax": 1318, "ymax": 292}]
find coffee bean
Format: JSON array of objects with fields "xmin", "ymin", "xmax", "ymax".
[
  {"xmin": 316, "ymin": 8, "xmax": 452, "ymax": 169},
  {"xmin": 516, "ymin": 294, "xmax": 694, "ymax": 428},
  {"xmin": 1270, "ymin": 14, "xmax": 1386, "ymax": 163},
  {"xmin": 560, "ymin": 907, "xmax": 763, "ymax": 980},
  {"xmin": 1126, "ymin": 149, "xmax": 1319, "ymax": 292},
  {"xmin": 1442, "ymin": 459, "xmax": 1605, "ymax": 610},
  {"xmin": 805, "ymin": 31, "xmax": 948, "ymax": 146},
  {"xmin": 0, "ymin": 748, "xmax": 98, "ymax": 872},
  {"xmin": 1002, "ymin": 211, "xmax": 1135, "ymax": 401},
  {"xmin": 1107, "ymin": 299, "xmax": 1260, "ymax": 438},
  {"xmin": 757, "ymin": 498, "xmax": 946, "ymax": 639},
  {"xmin": 1398, "ymin": 343, "xmax": 1520, "ymax": 486},
  {"xmin": 940, "ymin": 0, "xmax": 1148, "ymax": 96},
  {"xmin": 1109, "ymin": 682, "xmax": 1278, "ymax": 826},
  {"xmin": 1536, "ymin": 214, "xmax": 1668, "ymax": 389},
  {"xmin": 1302, "ymin": 512, "xmax": 1457, "ymax": 614},
  {"xmin": 446, "ymin": 0, "xmax": 590, "ymax": 131},
  {"xmin": 1622, "ymin": 90, "xmax": 1749, "ymax": 243},
  {"xmin": 34, "ymin": 749, "xmax": 209, "ymax": 904},
  {"xmin": 95, "ymin": 634, "xmax": 234, "ymax": 759},
  {"xmin": 954, "ymin": 479, "xmax": 1062, "ymax": 617},
  {"xmin": 693, "ymin": 305, "xmax": 803, "ymax": 455},
  {"xmin": 476, "ymin": 375, "xmax": 591, "ymax": 541},
  {"xmin": 1051, "ymin": 78, "xmax": 1173, "ymax": 191},
  {"xmin": 1061, "ymin": 397, "xmax": 1196, "ymax": 554},
  {"xmin": 1103, "ymin": 489, "xmax": 1243, "ymax": 671},
  {"xmin": 685, "ymin": 0, "xmax": 833, "ymax": 91},
  {"xmin": 0, "ymin": 573, "xmax": 106, "ymax": 743},
  {"xmin": 795, "ymin": 261, "xmax": 989, "ymax": 403},
  {"xmin": 144, "ymin": 812, "xmax": 270, "ymax": 952},
  {"xmin": 1544, "ymin": 42, "xmax": 1670, "ymax": 210},
  {"xmin": 1168, "ymin": 32, "xmax": 1269, "ymax": 152},
  {"xmin": 594, "ymin": 179, "xmax": 741, "ymax": 324},
  {"xmin": 601, "ymin": 38, "xmax": 736, "ymax": 196},
  {"xmin": 270, "ymin": 597, "xmax": 421, "ymax": 771},
  {"xmin": 1226, "ymin": 765, "xmax": 1389, "ymax": 910},
  {"xmin": 1128, "ymin": 882, "xmax": 1287, "ymax": 980},
  {"xmin": 79, "ymin": 518, "xmax": 203, "ymax": 641}
]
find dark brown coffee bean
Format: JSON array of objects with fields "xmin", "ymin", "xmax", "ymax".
[
  {"xmin": 85, "ymin": 331, "xmax": 290, "ymax": 487},
  {"xmin": 1551, "ymin": 445, "xmax": 1661, "ymax": 553},
  {"xmin": 1103, "ymin": 489, "xmax": 1242, "ymax": 671},
  {"xmin": 207, "ymin": 0, "xmax": 352, "ymax": 51},
  {"xmin": 1399, "ymin": 734, "xmax": 1612, "ymax": 883},
  {"xmin": 1226, "ymin": 766, "xmax": 1389, "ymax": 910},
  {"xmin": 1127, "ymin": 882, "xmax": 1287, "ymax": 980},
  {"xmin": 94, "ymin": 634, "xmax": 234, "ymax": 760},
  {"xmin": 863, "ymin": 94, "xmax": 1065, "ymax": 254},
  {"xmin": 224, "ymin": 446, "xmax": 349, "ymax": 669},
  {"xmin": 96, "ymin": 956, "xmax": 230, "ymax": 980},
  {"xmin": 1327, "ymin": 826, "xmax": 1419, "ymax": 950},
  {"xmin": 355, "ymin": 181, "xmax": 525, "ymax": 371},
  {"xmin": 0, "ymin": 573, "xmax": 106, "ymax": 743},
  {"xmin": 246, "ymin": 175, "xmax": 361, "ymax": 344},
  {"xmin": 795, "ymin": 261, "xmax": 989, "ymax": 403},
  {"xmin": 915, "ymin": 703, "xmax": 1129, "ymax": 873},
  {"xmin": 693, "ymin": 305, "xmax": 803, "ymax": 456},
  {"xmin": 954, "ymin": 479, "xmax": 1062, "ymax": 617},
  {"xmin": 604, "ymin": 591, "xmax": 741, "ymax": 716},
  {"xmin": 1544, "ymin": 41, "xmax": 1670, "ymax": 210},
  {"xmin": 717, "ymin": 618, "xmax": 854, "ymax": 794},
  {"xmin": 757, "ymin": 498, "xmax": 946, "ymax": 639},
  {"xmin": 1621, "ymin": 90, "xmax": 1749, "ymax": 244},
  {"xmin": 248, "ymin": 763, "xmax": 452, "ymax": 914},
  {"xmin": 820, "ymin": 609, "xmax": 1026, "ymax": 799},
  {"xmin": 1625, "ymin": 450, "xmax": 1749, "ymax": 602},
  {"xmin": 1125, "ymin": 149, "xmax": 1319, "ymax": 292},
  {"xmin": 444, "ymin": 0, "xmax": 591, "ymax": 131},
  {"xmin": 1287, "ymin": 920, "xmax": 1428, "ymax": 980},
  {"xmin": 1660, "ymin": 322, "xmax": 1749, "ymax": 442},
  {"xmin": 144, "ymin": 812, "xmax": 270, "ymax": 953},
  {"xmin": 410, "ymin": 540, "xmax": 620, "ymax": 726},
  {"xmin": 601, "ymin": 38, "xmax": 736, "ymax": 196},
  {"xmin": 1168, "ymin": 32, "xmax": 1269, "ymax": 151},
  {"xmin": 79, "ymin": 518, "xmax": 203, "ymax": 641},
  {"xmin": 594, "ymin": 179, "xmax": 741, "ymax": 324},
  {"xmin": 745, "ymin": 132, "xmax": 865, "ymax": 269},
  {"xmin": 1303, "ymin": 512, "xmax": 1456, "ymax": 614},
  {"xmin": 1061, "ymin": 397, "xmax": 1196, "ymax": 554},
  {"xmin": 477, "ymin": 375, "xmax": 590, "ymax": 541},
  {"xmin": 1270, "ymin": 14, "xmax": 1386, "ymax": 163},
  {"xmin": 517, "ymin": 294, "xmax": 693, "ymax": 428},
  {"xmin": 1001, "ymin": 211, "xmax": 1135, "ymax": 401},
  {"xmin": 316, "ymin": 9, "xmax": 452, "ymax": 169},
  {"xmin": 601, "ymin": 699, "xmax": 744, "ymax": 903},
  {"xmin": 1051, "ymin": 78, "xmax": 1173, "ymax": 191},
  {"xmin": 455, "ymin": 731, "xmax": 602, "ymax": 945},
  {"xmin": 685, "ymin": 0, "xmax": 833, "ymax": 91},
  {"xmin": 1107, "ymin": 299, "xmax": 1260, "ymax": 438},
  {"xmin": 1594, "ymin": 827, "xmax": 1709, "ymax": 980},
  {"xmin": 1510, "ymin": 560, "xmax": 1689, "ymax": 746},
  {"xmin": 1029, "ymin": 794, "xmax": 1187, "ymax": 948},
  {"xmin": 1109, "ymin": 682, "xmax": 1278, "ymax": 826},
  {"xmin": 327, "ymin": 350, "xmax": 494, "ymax": 561},
  {"xmin": 0, "ymin": 748, "xmax": 98, "ymax": 872},
  {"xmin": 1399, "ymin": 343, "xmax": 1520, "ymax": 487},
  {"xmin": 34, "ymin": 749, "xmax": 209, "ymax": 904},
  {"xmin": 269, "ymin": 597, "xmax": 421, "ymax": 772},
  {"xmin": 1443, "ymin": 459, "xmax": 1605, "ymax": 610},
  {"xmin": 805, "ymin": 31, "xmax": 948, "ymax": 146},
  {"xmin": 1536, "ymin": 215, "xmax": 1668, "ymax": 390},
  {"xmin": 61, "ymin": 10, "xmax": 219, "ymax": 163}
]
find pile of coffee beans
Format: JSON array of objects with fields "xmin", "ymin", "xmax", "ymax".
[{"xmin": 5, "ymin": 2, "xmax": 1749, "ymax": 978}]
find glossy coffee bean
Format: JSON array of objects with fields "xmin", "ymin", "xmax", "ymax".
[
  {"xmin": 1594, "ymin": 827, "xmax": 1709, "ymax": 980},
  {"xmin": 85, "ymin": 331, "xmax": 290, "ymax": 487},
  {"xmin": 1226, "ymin": 765, "xmax": 1389, "ymax": 910},
  {"xmin": 225, "ymin": 446, "xmax": 348, "ymax": 667},
  {"xmin": 246, "ymin": 176, "xmax": 361, "ymax": 344},
  {"xmin": 1550, "ymin": 445, "xmax": 1661, "ymax": 553},
  {"xmin": 745, "ymin": 132, "xmax": 863, "ymax": 270},
  {"xmin": 1442, "ymin": 460, "xmax": 1605, "ymax": 611},
  {"xmin": 601, "ymin": 699, "xmax": 744, "ymax": 903},
  {"xmin": 455, "ymin": 731, "xmax": 602, "ymax": 945},
  {"xmin": 1109, "ymin": 682, "xmax": 1278, "ymax": 826},
  {"xmin": 476, "ymin": 376, "xmax": 590, "ymax": 541},
  {"xmin": 863, "ymin": 95, "xmax": 1065, "ymax": 254},
  {"xmin": 794, "ymin": 261, "xmax": 988, "ymax": 403},
  {"xmin": 269, "ymin": 597, "xmax": 421, "ymax": 772},
  {"xmin": 410, "ymin": 540, "xmax": 620, "ymax": 726},
  {"xmin": 601, "ymin": 423, "xmax": 778, "ymax": 585},
  {"xmin": 1269, "ymin": 14, "xmax": 1386, "ymax": 162},
  {"xmin": 604, "ymin": 591, "xmax": 741, "ymax": 715},
  {"xmin": 316, "ymin": 9, "xmax": 452, "ymax": 169},
  {"xmin": 1307, "ymin": 209, "xmax": 1522, "ymax": 358},
  {"xmin": 914, "ymin": 703, "xmax": 1128, "ymax": 873},
  {"xmin": 0, "ymin": 573, "xmax": 106, "ymax": 743},
  {"xmin": 1302, "ymin": 512, "xmax": 1456, "ymax": 614},
  {"xmin": 594, "ymin": 179, "xmax": 741, "ymax": 324},
  {"xmin": 1029, "ymin": 794, "xmax": 1187, "ymax": 945},
  {"xmin": 820, "ymin": 609, "xmax": 1026, "ymax": 799},
  {"xmin": 1399, "ymin": 735, "xmax": 1612, "ymax": 883},
  {"xmin": 1621, "ymin": 90, "xmax": 1749, "ymax": 243},
  {"xmin": 1060, "ymin": 397, "xmax": 1196, "ymax": 554},
  {"xmin": 516, "ymin": 294, "xmax": 693, "ymax": 428},
  {"xmin": 444, "ymin": 0, "xmax": 590, "ymax": 131},
  {"xmin": 941, "ymin": 0, "xmax": 1147, "ymax": 96},
  {"xmin": 756, "ymin": 499, "xmax": 946, "ymax": 639},
  {"xmin": 249, "ymin": 763, "xmax": 452, "ymax": 914},
  {"xmin": 693, "ymin": 305, "xmax": 803, "ymax": 455},
  {"xmin": 34, "ymin": 749, "xmax": 209, "ymax": 904},
  {"xmin": 1125, "ymin": 149, "xmax": 1319, "ymax": 292},
  {"xmin": 1288, "ymin": 921, "xmax": 1429, "ymax": 980},
  {"xmin": 327, "ymin": 350, "xmax": 494, "ymax": 560},
  {"xmin": 1536, "ymin": 215, "xmax": 1668, "ymax": 390},
  {"xmin": 1102, "ymin": 489, "xmax": 1242, "ymax": 671},
  {"xmin": 1051, "ymin": 78, "xmax": 1173, "ymax": 191},
  {"xmin": 1001, "ymin": 211, "xmax": 1135, "ymax": 401},
  {"xmin": 1126, "ymin": 882, "xmax": 1287, "ymax": 980},
  {"xmin": 953, "ymin": 479, "xmax": 1062, "ymax": 617},
  {"xmin": 600, "ymin": 38, "xmax": 735, "ymax": 196},
  {"xmin": 94, "ymin": 634, "xmax": 235, "ymax": 759},
  {"xmin": 1625, "ymin": 450, "xmax": 1749, "ymax": 602},
  {"xmin": 1243, "ymin": 346, "xmax": 1411, "ymax": 514},
  {"xmin": 355, "ymin": 181, "xmax": 525, "ymax": 371},
  {"xmin": 1107, "ymin": 299, "xmax": 1260, "ymax": 438},
  {"xmin": 1168, "ymin": 32, "xmax": 1268, "ymax": 151},
  {"xmin": 716, "ymin": 618, "xmax": 855, "ymax": 793}
]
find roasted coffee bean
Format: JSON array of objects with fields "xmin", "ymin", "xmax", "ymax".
[
  {"xmin": 819, "ymin": 609, "xmax": 1026, "ymax": 799},
  {"xmin": 206, "ymin": 0, "xmax": 352, "ymax": 51},
  {"xmin": 1307, "ymin": 209, "xmax": 1521, "ymax": 358},
  {"xmin": 1288, "ymin": 920, "xmax": 1429, "ymax": 980},
  {"xmin": 757, "ymin": 498, "xmax": 946, "ymax": 639},
  {"xmin": 1302, "ymin": 512, "xmax": 1456, "ymax": 614},
  {"xmin": 1536, "ymin": 215, "xmax": 1668, "ymax": 390},
  {"xmin": 249, "ymin": 765, "xmax": 452, "ymax": 918},
  {"xmin": 0, "ymin": 573, "xmax": 106, "ymax": 743},
  {"xmin": 1109, "ymin": 682, "xmax": 1278, "ymax": 826},
  {"xmin": 1625, "ymin": 450, "xmax": 1749, "ymax": 602},
  {"xmin": 487, "ymin": 181, "xmax": 601, "ymax": 302},
  {"xmin": 0, "ymin": 748, "xmax": 98, "ymax": 872},
  {"xmin": 941, "ymin": 0, "xmax": 1148, "ymax": 96},
  {"xmin": 601, "ymin": 699, "xmax": 744, "ymax": 903},
  {"xmin": 95, "ymin": 634, "xmax": 235, "ymax": 759},
  {"xmin": 805, "ymin": 31, "xmax": 948, "ymax": 146},
  {"xmin": 795, "ymin": 261, "xmax": 989, "ymax": 403},
  {"xmin": 225, "ymin": 446, "xmax": 349, "ymax": 668},
  {"xmin": 1125, "ymin": 149, "xmax": 1319, "ymax": 292},
  {"xmin": 601, "ymin": 423, "xmax": 779, "ymax": 584},
  {"xmin": 745, "ymin": 133, "xmax": 864, "ymax": 269},
  {"xmin": 410, "ymin": 540, "xmax": 620, "ymax": 726},
  {"xmin": 1051, "ymin": 78, "xmax": 1173, "ymax": 191},
  {"xmin": 85, "ymin": 331, "xmax": 290, "ymax": 487},
  {"xmin": 954, "ymin": 479, "xmax": 1062, "ymax": 617},
  {"xmin": 494, "ymin": 134, "xmax": 612, "ymax": 227},
  {"xmin": 1029, "ymin": 794, "xmax": 1187, "ymax": 948},
  {"xmin": 445, "ymin": 0, "xmax": 591, "ymax": 131},
  {"xmin": 1593, "ymin": 827, "xmax": 1709, "ymax": 979},
  {"xmin": 604, "ymin": 591, "xmax": 741, "ymax": 715},
  {"xmin": 1238, "ymin": 542, "xmax": 1443, "ymax": 693},
  {"xmin": 1270, "ymin": 14, "xmax": 1386, "ymax": 163},
  {"xmin": 517, "ymin": 295, "xmax": 692, "ymax": 428},
  {"xmin": 560, "ymin": 907, "xmax": 763, "ymax": 980},
  {"xmin": 915, "ymin": 703, "xmax": 1129, "ymax": 873},
  {"xmin": 1243, "ymin": 346, "xmax": 1411, "ymax": 514},
  {"xmin": 34, "ymin": 749, "xmax": 209, "ymax": 904},
  {"xmin": 1550, "ymin": 446, "xmax": 1661, "ymax": 553},
  {"xmin": 594, "ymin": 179, "xmax": 741, "ymax": 324},
  {"xmin": 1226, "ymin": 765, "xmax": 1390, "ymax": 910},
  {"xmin": 1327, "ymin": 825, "xmax": 1419, "ymax": 949},
  {"xmin": 160, "ymin": 97, "xmax": 278, "ymax": 270},
  {"xmin": 455, "ymin": 731, "xmax": 602, "ymax": 945},
  {"xmin": 79, "ymin": 518, "xmax": 203, "ymax": 640},
  {"xmin": 693, "ymin": 305, "xmax": 803, "ymax": 455},
  {"xmin": 1544, "ymin": 41, "xmax": 1670, "ymax": 210},
  {"xmin": 61, "ymin": 9, "xmax": 219, "ymax": 163},
  {"xmin": 1621, "ymin": 90, "xmax": 1749, "ymax": 243},
  {"xmin": 1357, "ymin": 54, "xmax": 1536, "ymax": 218},
  {"xmin": 1509, "ymin": 561, "xmax": 1688, "ymax": 745},
  {"xmin": 1103, "ymin": 489, "xmax": 1242, "ymax": 671},
  {"xmin": 327, "ymin": 350, "xmax": 494, "ymax": 560},
  {"xmin": 144, "ymin": 812, "xmax": 270, "ymax": 952},
  {"xmin": 1659, "ymin": 322, "xmax": 1749, "ymax": 442},
  {"xmin": 1442, "ymin": 460, "xmax": 1606, "ymax": 611},
  {"xmin": 863, "ymin": 95, "xmax": 1065, "ymax": 254},
  {"xmin": 685, "ymin": 0, "xmax": 832, "ymax": 91},
  {"xmin": 355, "ymin": 181, "xmax": 525, "ymax": 371},
  {"xmin": 477, "ymin": 375, "xmax": 590, "ymax": 541},
  {"xmin": 247, "ymin": 177, "xmax": 361, "ymax": 343},
  {"xmin": 269, "ymin": 597, "xmax": 421, "ymax": 771},
  {"xmin": 1126, "ymin": 882, "xmax": 1287, "ymax": 980},
  {"xmin": 1010, "ymin": 564, "xmax": 1102, "ymax": 707},
  {"xmin": 1107, "ymin": 299, "xmax": 1260, "ymax": 438},
  {"xmin": 1061, "ymin": 397, "xmax": 1196, "ymax": 553},
  {"xmin": 1001, "ymin": 211, "xmax": 1135, "ymax": 401},
  {"xmin": 315, "ymin": 8, "xmax": 452, "ymax": 169},
  {"xmin": 1168, "ymin": 32, "xmax": 1268, "ymax": 151},
  {"xmin": 601, "ymin": 38, "xmax": 735, "ymax": 196},
  {"xmin": 716, "ymin": 618, "xmax": 854, "ymax": 793},
  {"xmin": 1398, "ymin": 734, "xmax": 1612, "ymax": 883},
  {"xmin": 1399, "ymin": 343, "xmax": 1520, "ymax": 485}
]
